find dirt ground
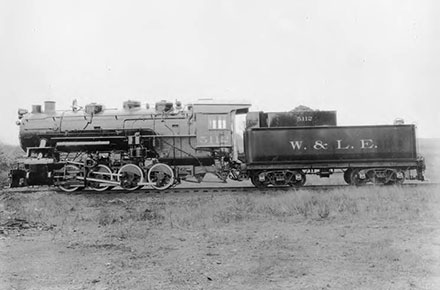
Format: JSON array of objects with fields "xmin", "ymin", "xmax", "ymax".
[{"xmin": 1, "ymin": 182, "xmax": 440, "ymax": 290}]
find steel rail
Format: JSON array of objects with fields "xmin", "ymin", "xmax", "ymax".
[{"xmin": 1, "ymin": 182, "xmax": 437, "ymax": 196}]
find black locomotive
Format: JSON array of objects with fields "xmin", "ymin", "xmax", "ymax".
[{"xmin": 9, "ymin": 100, "xmax": 425, "ymax": 190}]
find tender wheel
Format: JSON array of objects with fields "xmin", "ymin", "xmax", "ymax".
[
  {"xmin": 58, "ymin": 164, "xmax": 84, "ymax": 192},
  {"xmin": 394, "ymin": 170, "xmax": 405, "ymax": 185},
  {"xmin": 147, "ymin": 163, "xmax": 175, "ymax": 190},
  {"xmin": 366, "ymin": 169, "xmax": 380, "ymax": 185},
  {"xmin": 343, "ymin": 169, "xmax": 352, "ymax": 184},
  {"xmin": 288, "ymin": 170, "xmax": 306, "ymax": 187},
  {"xmin": 350, "ymin": 169, "xmax": 367, "ymax": 186},
  {"xmin": 250, "ymin": 171, "xmax": 267, "ymax": 188},
  {"xmin": 118, "ymin": 164, "xmax": 144, "ymax": 190},
  {"xmin": 87, "ymin": 164, "xmax": 114, "ymax": 192},
  {"xmin": 385, "ymin": 169, "xmax": 405, "ymax": 185}
]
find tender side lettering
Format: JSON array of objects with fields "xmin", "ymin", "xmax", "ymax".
[
  {"xmin": 289, "ymin": 139, "xmax": 377, "ymax": 151},
  {"xmin": 336, "ymin": 140, "xmax": 350, "ymax": 150},
  {"xmin": 313, "ymin": 140, "xmax": 328, "ymax": 150},
  {"xmin": 297, "ymin": 116, "xmax": 313, "ymax": 122},
  {"xmin": 289, "ymin": 141, "xmax": 303, "ymax": 150},
  {"xmin": 360, "ymin": 139, "xmax": 376, "ymax": 149}
]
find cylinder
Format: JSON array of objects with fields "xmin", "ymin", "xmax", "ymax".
[
  {"xmin": 44, "ymin": 101, "xmax": 56, "ymax": 114},
  {"xmin": 32, "ymin": 105, "xmax": 42, "ymax": 114}
]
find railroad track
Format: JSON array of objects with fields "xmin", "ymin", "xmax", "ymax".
[{"xmin": 1, "ymin": 181, "xmax": 438, "ymax": 196}]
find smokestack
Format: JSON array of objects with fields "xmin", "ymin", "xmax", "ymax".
[{"xmin": 44, "ymin": 101, "xmax": 56, "ymax": 114}]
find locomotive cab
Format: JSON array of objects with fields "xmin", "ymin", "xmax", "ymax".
[{"xmin": 192, "ymin": 101, "xmax": 250, "ymax": 156}]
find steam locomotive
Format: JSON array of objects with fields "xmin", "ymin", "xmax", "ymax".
[{"xmin": 9, "ymin": 99, "xmax": 425, "ymax": 191}]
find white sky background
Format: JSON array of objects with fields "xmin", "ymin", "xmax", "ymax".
[{"xmin": 0, "ymin": 0, "xmax": 439, "ymax": 145}]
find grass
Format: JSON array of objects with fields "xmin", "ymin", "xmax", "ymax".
[
  {"xmin": 163, "ymin": 186, "xmax": 436, "ymax": 229},
  {"xmin": 1, "ymin": 185, "xmax": 439, "ymax": 290},
  {"xmin": 1, "ymin": 185, "xmax": 437, "ymax": 238}
]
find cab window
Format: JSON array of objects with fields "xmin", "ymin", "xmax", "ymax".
[{"xmin": 208, "ymin": 115, "xmax": 227, "ymax": 130}]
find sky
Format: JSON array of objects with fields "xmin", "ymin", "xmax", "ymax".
[{"xmin": 0, "ymin": 0, "xmax": 439, "ymax": 145}]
